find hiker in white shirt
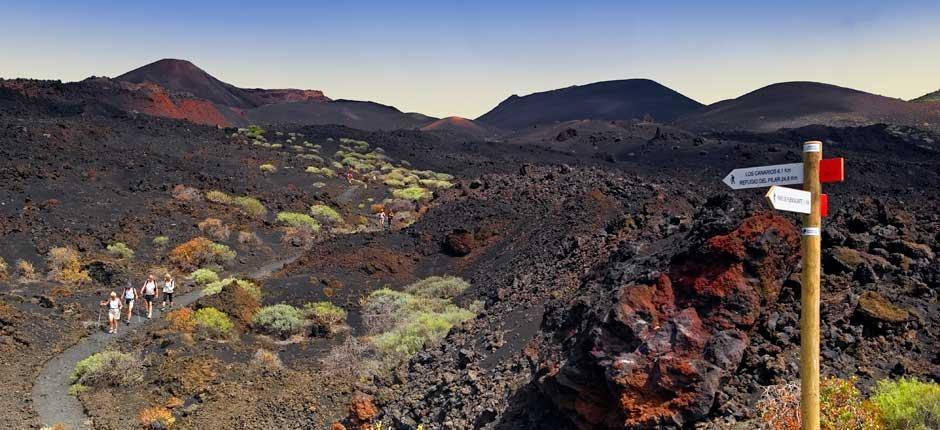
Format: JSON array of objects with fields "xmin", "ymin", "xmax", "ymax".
[
  {"xmin": 161, "ymin": 273, "xmax": 176, "ymax": 310},
  {"xmin": 122, "ymin": 282, "xmax": 137, "ymax": 324},
  {"xmin": 100, "ymin": 291, "xmax": 123, "ymax": 334},
  {"xmin": 140, "ymin": 275, "xmax": 159, "ymax": 319}
]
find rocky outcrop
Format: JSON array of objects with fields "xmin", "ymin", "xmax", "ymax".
[{"xmin": 538, "ymin": 213, "xmax": 800, "ymax": 429}]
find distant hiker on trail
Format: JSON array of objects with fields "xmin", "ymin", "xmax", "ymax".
[
  {"xmin": 101, "ymin": 291, "xmax": 122, "ymax": 334},
  {"xmin": 161, "ymin": 273, "xmax": 175, "ymax": 310},
  {"xmin": 140, "ymin": 274, "xmax": 159, "ymax": 319},
  {"xmin": 122, "ymin": 282, "xmax": 137, "ymax": 324},
  {"xmin": 378, "ymin": 208, "xmax": 389, "ymax": 230},
  {"xmin": 346, "ymin": 167, "xmax": 355, "ymax": 184}
]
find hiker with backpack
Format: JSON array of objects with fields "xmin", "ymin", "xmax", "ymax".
[
  {"xmin": 161, "ymin": 273, "xmax": 176, "ymax": 310},
  {"xmin": 122, "ymin": 281, "xmax": 137, "ymax": 324},
  {"xmin": 140, "ymin": 274, "xmax": 159, "ymax": 319},
  {"xmin": 100, "ymin": 291, "xmax": 122, "ymax": 334}
]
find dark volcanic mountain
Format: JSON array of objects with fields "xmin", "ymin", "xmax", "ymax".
[
  {"xmin": 476, "ymin": 79, "xmax": 704, "ymax": 130},
  {"xmin": 116, "ymin": 58, "xmax": 330, "ymax": 108},
  {"xmin": 247, "ymin": 99, "xmax": 436, "ymax": 131},
  {"xmin": 676, "ymin": 81, "xmax": 940, "ymax": 132},
  {"xmin": 912, "ymin": 89, "xmax": 940, "ymax": 103}
]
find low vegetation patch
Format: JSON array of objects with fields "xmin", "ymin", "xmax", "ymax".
[
  {"xmin": 198, "ymin": 217, "xmax": 231, "ymax": 241},
  {"xmin": 362, "ymin": 276, "xmax": 474, "ymax": 359},
  {"xmin": 305, "ymin": 301, "xmax": 347, "ymax": 336},
  {"xmin": 166, "ymin": 308, "xmax": 196, "ymax": 333},
  {"xmin": 237, "ymin": 230, "xmax": 261, "ymax": 246},
  {"xmin": 276, "ymin": 212, "xmax": 321, "ymax": 230},
  {"xmin": 253, "ymin": 304, "xmax": 306, "ymax": 339},
  {"xmin": 107, "ymin": 242, "xmax": 135, "ymax": 260},
  {"xmin": 169, "ymin": 237, "xmax": 236, "ymax": 271},
  {"xmin": 259, "ymin": 163, "xmax": 277, "ymax": 173},
  {"xmin": 15, "ymin": 259, "xmax": 38, "ymax": 282},
  {"xmin": 204, "ymin": 191, "xmax": 267, "ymax": 218},
  {"xmin": 71, "ymin": 350, "xmax": 142, "ymax": 389},
  {"xmin": 310, "ymin": 204, "xmax": 342, "ymax": 223},
  {"xmin": 193, "ymin": 307, "xmax": 234, "ymax": 339},
  {"xmin": 305, "ymin": 166, "xmax": 336, "ymax": 177},
  {"xmin": 393, "ymin": 186, "xmax": 432, "ymax": 201},
  {"xmin": 873, "ymin": 377, "xmax": 940, "ymax": 430},
  {"xmin": 46, "ymin": 247, "xmax": 91, "ymax": 285},
  {"xmin": 190, "ymin": 268, "xmax": 219, "ymax": 286},
  {"xmin": 152, "ymin": 235, "xmax": 170, "ymax": 247},
  {"xmin": 251, "ymin": 348, "xmax": 283, "ymax": 370},
  {"xmin": 0, "ymin": 257, "xmax": 7, "ymax": 282},
  {"xmin": 138, "ymin": 406, "xmax": 175, "ymax": 429}
]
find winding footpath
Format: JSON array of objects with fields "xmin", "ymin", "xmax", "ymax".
[{"xmin": 32, "ymin": 255, "xmax": 300, "ymax": 429}]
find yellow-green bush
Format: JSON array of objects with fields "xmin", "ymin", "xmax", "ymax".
[
  {"xmin": 873, "ymin": 378, "xmax": 940, "ymax": 430},
  {"xmin": 71, "ymin": 350, "xmax": 142, "ymax": 389},
  {"xmin": 259, "ymin": 163, "xmax": 277, "ymax": 173},
  {"xmin": 194, "ymin": 307, "xmax": 234, "ymax": 339},
  {"xmin": 252, "ymin": 304, "xmax": 305, "ymax": 339},
  {"xmin": 310, "ymin": 204, "xmax": 342, "ymax": 223},
  {"xmin": 205, "ymin": 190, "xmax": 233, "ymax": 204},
  {"xmin": 47, "ymin": 247, "xmax": 91, "ymax": 285},
  {"xmin": 306, "ymin": 166, "xmax": 336, "ymax": 177},
  {"xmin": 404, "ymin": 276, "xmax": 470, "ymax": 299},
  {"xmin": 190, "ymin": 268, "xmax": 219, "ymax": 286},
  {"xmin": 820, "ymin": 376, "xmax": 883, "ymax": 430},
  {"xmin": 276, "ymin": 212, "xmax": 321, "ymax": 231},
  {"xmin": 0, "ymin": 257, "xmax": 7, "ymax": 281},
  {"xmin": 393, "ymin": 186, "xmax": 432, "ymax": 201},
  {"xmin": 107, "ymin": 242, "xmax": 135, "ymax": 260},
  {"xmin": 361, "ymin": 276, "xmax": 474, "ymax": 358},
  {"xmin": 305, "ymin": 301, "xmax": 347, "ymax": 336},
  {"xmin": 233, "ymin": 196, "xmax": 267, "ymax": 218},
  {"xmin": 419, "ymin": 179, "xmax": 454, "ymax": 190},
  {"xmin": 152, "ymin": 236, "xmax": 170, "ymax": 247}
]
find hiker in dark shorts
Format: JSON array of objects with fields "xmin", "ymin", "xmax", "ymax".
[
  {"xmin": 140, "ymin": 274, "xmax": 158, "ymax": 319},
  {"xmin": 122, "ymin": 282, "xmax": 137, "ymax": 324},
  {"xmin": 161, "ymin": 273, "xmax": 176, "ymax": 310}
]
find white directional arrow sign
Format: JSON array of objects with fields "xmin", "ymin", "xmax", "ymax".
[
  {"xmin": 765, "ymin": 185, "xmax": 811, "ymax": 214},
  {"xmin": 722, "ymin": 163, "xmax": 803, "ymax": 189}
]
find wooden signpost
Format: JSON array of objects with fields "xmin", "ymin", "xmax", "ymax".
[{"xmin": 723, "ymin": 141, "xmax": 844, "ymax": 430}]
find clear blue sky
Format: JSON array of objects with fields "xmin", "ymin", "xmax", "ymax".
[{"xmin": 2, "ymin": 0, "xmax": 939, "ymax": 118}]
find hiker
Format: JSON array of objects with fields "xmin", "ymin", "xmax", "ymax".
[
  {"xmin": 122, "ymin": 281, "xmax": 137, "ymax": 324},
  {"xmin": 140, "ymin": 274, "xmax": 159, "ymax": 319},
  {"xmin": 378, "ymin": 208, "xmax": 389, "ymax": 230},
  {"xmin": 100, "ymin": 291, "xmax": 122, "ymax": 334},
  {"xmin": 346, "ymin": 167, "xmax": 355, "ymax": 184},
  {"xmin": 161, "ymin": 273, "xmax": 176, "ymax": 310}
]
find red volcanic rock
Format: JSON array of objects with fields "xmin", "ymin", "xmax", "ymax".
[
  {"xmin": 348, "ymin": 392, "xmax": 378, "ymax": 428},
  {"xmin": 540, "ymin": 213, "xmax": 800, "ymax": 428},
  {"xmin": 117, "ymin": 82, "xmax": 231, "ymax": 126},
  {"xmin": 443, "ymin": 229, "xmax": 477, "ymax": 256}
]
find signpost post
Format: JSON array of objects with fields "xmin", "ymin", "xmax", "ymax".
[
  {"xmin": 800, "ymin": 141, "xmax": 822, "ymax": 430},
  {"xmin": 722, "ymin": 142, "xmax": 843, "ymax": 430}
]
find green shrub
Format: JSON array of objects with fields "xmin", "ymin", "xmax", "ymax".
[
  {"xmin": 259, "ymin": 163, "xmax": 277, "ymax": 173},
  {"xmin": 404, "ymin": 276, "xmax": 470, "ymax": 299},
  {"xmin": 374, "ymin": 310, "xmax": 472, "ymax": 356},
  {"xmin": 419, "ymin": 179, "xmax": 454, "ymax": 190},
  {"xmin": 152, "ymin": 236, "xmax": 170, "ymax": 247},
  {"xmin": 383, "ymin": 178, "xmax": 406, "ymax": 188},
  {"xmin": 306, "ymin": 166, "xmax": 336, "ymax": 177},
  {"xmin": 252, "ymin": 304, "xmax": 306, "ymax": 339},
  {"xmin": 873, "ymin": 378, "xmax": 940, "ymax": 430},
  {"xmin": 0, "ymin": 257, "xmax": 8, "ymax": 281},
  {"xmin": 194, "ymin": 307, "xmax": 234, "ymax": 339},
  {"xmin": 310, "ymin": 204, "xmax": 342, "ymax": 223},
  {"xmin": 276, "ymin": 212, "xmax": 321, "ymax": 231},
  {"xmin": 205, "ymin": 190, "xmax": 233, "ymax": 204},
  {"xmin": 820, "ymin": 377, "xmax": 883, "ymax": 430},
  {"xmin": 71, "ymin": 350, "xmax": 142, "ymax": 388},
  {"xmin": 107, "ymin": 242, "xmax": 135, "ymax": 260},
  {"xmin": 233, "ymin": 196, "xmax": 267, "ymax": 218},
  {"xmin": 209, "ymin": 243, "xmax": 236, "ymax": 263},
  {"xmin": 190, "ymin": 268, "xmax": 220, "ymax": 286},
  {"xmin": 362, "ymin": 277, "xmax": 475, "ymax": 358},
  {"xmin": 305, "ymin": 301, "xmax": 347, "ymax": 335},
  {"xmin": 393, "ymin": 186, "xmax": 432, "ymax": 201}
]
